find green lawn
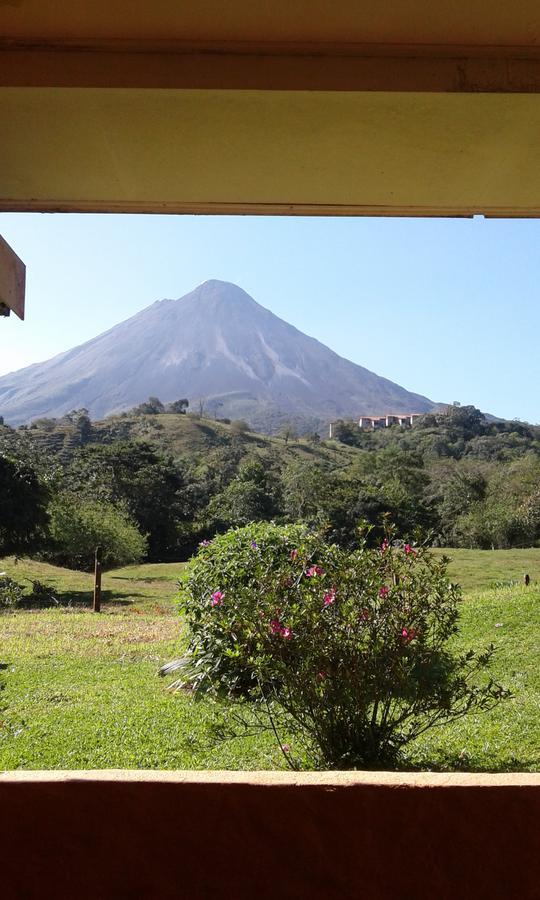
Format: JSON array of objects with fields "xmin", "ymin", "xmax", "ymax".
[
  {"xmin": 433, "ymin": 546, "xmax": 540, "ymax": 592},
  {"xmin": 409, "ymin": 582, "xmax": 540, "ymax": 771},
  {"xmin": 0, "ymin": 557, "xmax": 184, "ymax": 613},
  {"xmin": 0, "ymin": 552, "xmax": 539, "ymax": 771},
  {"xmin": 0, "ymin": 557, "xmax": 280, "ymax": 769}
]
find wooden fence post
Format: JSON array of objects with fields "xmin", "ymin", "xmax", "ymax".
[{"xmin": 93, "ymin": 546, "xmax": 102, "ymax": 612}]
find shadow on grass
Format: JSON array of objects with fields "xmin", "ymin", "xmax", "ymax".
[
  {"xmin": 296, "ymin": 444, "xmax": 316, "ymax": 455},
  {"xmin": 17, "ymin": 589, "xmax": 137, "ymax": 609},
  {"xmin": 195, "ymin": 422, "xmax": 229, "ymax": 445},
  {"xmin": 109, "ymin": 575, "xmax": 179, "ymax": 584}
]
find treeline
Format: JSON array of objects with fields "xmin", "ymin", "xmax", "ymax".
[
  {"xmin": 331, "ymin": 405, "xmax": 540, "ymax": 548},
  {"xmin": 1, "ymin": 403, "xmax": 540, "ymax": 569}
]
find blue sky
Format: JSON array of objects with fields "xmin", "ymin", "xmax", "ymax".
[{"xmin": 0, "ymin": 212, "xmax": 538, "ymax": 423}]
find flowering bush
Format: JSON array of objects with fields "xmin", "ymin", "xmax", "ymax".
[{"xmin": 172, "ymin": 523, "xmax": 508, "ymax": 768}]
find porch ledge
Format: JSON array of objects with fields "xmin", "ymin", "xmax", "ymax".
[
  {"xmin": 1, "ymin": 767, "xmax": 540, "ymax": 786},
  {"xmin": 0, "ymin": 768, "xmax": 538, "ymax": 899}
]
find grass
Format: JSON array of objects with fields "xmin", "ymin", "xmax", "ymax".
[
  {"xmin": 409, "ymin": 583, "xmax": 540, "ymax": 771},
  {"xmin": 0, "ymin": 557, "xmax": 184, "ymax": 612},
  {"xmin": 0, "ymin": 556, "xmax": 281, "ymax": 769},
  {"xmin": 0, "ymin": 550, "xmax": 539, "ymax": 771},
  {"xmin": 0, "ymin": 608, "xmax": 279, "ymax": 769},
  {"xmin": 433, "ymin": 547, "xmax": 540, "ymax": 592}
]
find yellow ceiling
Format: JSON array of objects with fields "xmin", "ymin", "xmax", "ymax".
[{"xmin": 2, "ymin": 2, "xmax": 540, "ymax": 216}]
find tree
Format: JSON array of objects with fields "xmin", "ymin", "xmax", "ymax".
[
  {"xmin": 438, "ymin": 405, "xmax": 487, "ymax": 439},
  {"xmin": 166, "ymin": 398, "xmax": 189, "ymax": 414},
  {"xmin": 63, "ymin": 409, "xmax": 92, "ymax": 443},
  {"xmin": 426, "ymin": 460, "xmax": 488, "ymax": 544},
  {"xmin": 280, "ymin": 460, "xmax": 335, "ymax": 523},
  {"xmin": 277, "ymin": 422, "xmax": 297, "ymax": 445},
  {"xmin": 0, "ymin": 453, "xmax": 50, "ymax": 556},
  {"xmin": 331, "ymin": 419, "xmax": 360, "ymax": 446},
  {"xmin": 343, "ymin": 448, "xmax": 434, "ymax": 542},
  {"xmin": 452, "ymin": 454, "xmax": 540, "ymax": 548},
  {"xmin": 207, "ymin": 458, "xmax": 280, "ymax": 528},
  {"xmin": 29, "ymin": 417, "xmax": 57, "ymax": 432},
  {"xmin": 133, "ymin": 397, "xmax": 165, "ymax": 415},
  {"xmin": 45, "ymin": 493, "xmax": 147, "ymax": 570},
  {"xmin": 230, "ymin": 419, "xmax": 250, "ymax": 435},
  {"xmin": 63, "ymin": 441, "xmax": 189, "ymax": 559}
]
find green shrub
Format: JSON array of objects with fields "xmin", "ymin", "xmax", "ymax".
[
  {"xmin": 174, "ymin": 523, "xmax": 509, "ymax": 769},
  {"xmin": 0, "ymin": 575, "xmax": 24, "ymax": 610},
  {"xmin": 26, "ymin": 579, "xmax": 58, "ymax": 607},
  {"xmin": 0, "ymin": 576, "xmax": 59, "ymax": 610},
  {"xmin": 45, "ymin": 493, "xmax": 147, "ymax": 570}
]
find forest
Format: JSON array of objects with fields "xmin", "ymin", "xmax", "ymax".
[{"xmin": 1, "ymin": 402, "xmax": 540, "ymax": 569}]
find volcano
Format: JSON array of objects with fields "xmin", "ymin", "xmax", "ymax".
[{"xmin": 0, "ymin": 280, "xmax": 435, "ymax": 431}]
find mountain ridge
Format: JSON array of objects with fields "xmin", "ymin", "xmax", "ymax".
[{"xmin": 0, "ymin": 279, "xmax": 437, "ymax": 431}]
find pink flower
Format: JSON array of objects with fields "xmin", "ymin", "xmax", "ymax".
[
  {"xmin": 323, "ymin": 588, "xmax": 336, "ymax": 607},
  {"xmin": 281, "ymin": 744, "xmax": 290, "ymax": 753},
  {"xmin": 290, "ymin": 549, "xmax": 298, "ymax": 561},
  {"xmin": 305, "ymin": 565, "xmax": 324, "ymax": 578},
  {"xmin": 403, "ymin": 544, "xmax": 416, "ymax": 556},
  {"xmin": 210, "ymin": 590, "xmax": 224, "ymax": 607},
  {"xmin": 378, "ymin": 586, "xmax": 389, "ymax": 598},
  {"xmin": 199, "ymin": 539, "xmax": 210, "ymax": 547},
  {"xmin": 269, "ymin": 620, "xmax": 292, "ymax": 639},
  {"xmin": 401, "ymin": 627, "xmax": 417, "ymax": 643},
  {"xmin": 317, "ymin": 671, "xmax": 326, "ymax": 680},
  {"xmin": 380, "ymin": 539, "xmax": 389, "ymax": 553}
]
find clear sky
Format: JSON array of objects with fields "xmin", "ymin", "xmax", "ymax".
[{"xmin": 0, "ymin": 212, "xmax": 538, "ymax": 423}]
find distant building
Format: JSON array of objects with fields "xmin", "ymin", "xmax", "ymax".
[
  {"xmin": 358, "ymin": 413, "xmax": 422, "ymax": 430},
  {"xmin": 329, "ymin": 414, "xmax": 422, "ymax": 438}
]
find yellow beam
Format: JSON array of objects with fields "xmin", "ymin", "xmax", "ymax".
[{"xmin": 2, "ymin": 88, "xmax": 540, "ymax": 217}]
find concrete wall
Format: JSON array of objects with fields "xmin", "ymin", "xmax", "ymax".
[{"xmin": 1, "ymin": 770, "xmax": 539, "ymax": 899}]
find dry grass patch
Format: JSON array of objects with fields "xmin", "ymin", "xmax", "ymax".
[{"xmin": 0, "ymin": 609, "xmax": 179, "ymax": 659}]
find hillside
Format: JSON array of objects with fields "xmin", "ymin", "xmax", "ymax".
[
  {"xmin": 0, "ymin": 279, "xmax": 436, "ymax": 432},
  {"xmin": 3, "ymin": 402, "xmax": 540, "ymax": 563},
  {"xmin": 17, "ymin": 409, "xmax": 361, "ymax": 470}
]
